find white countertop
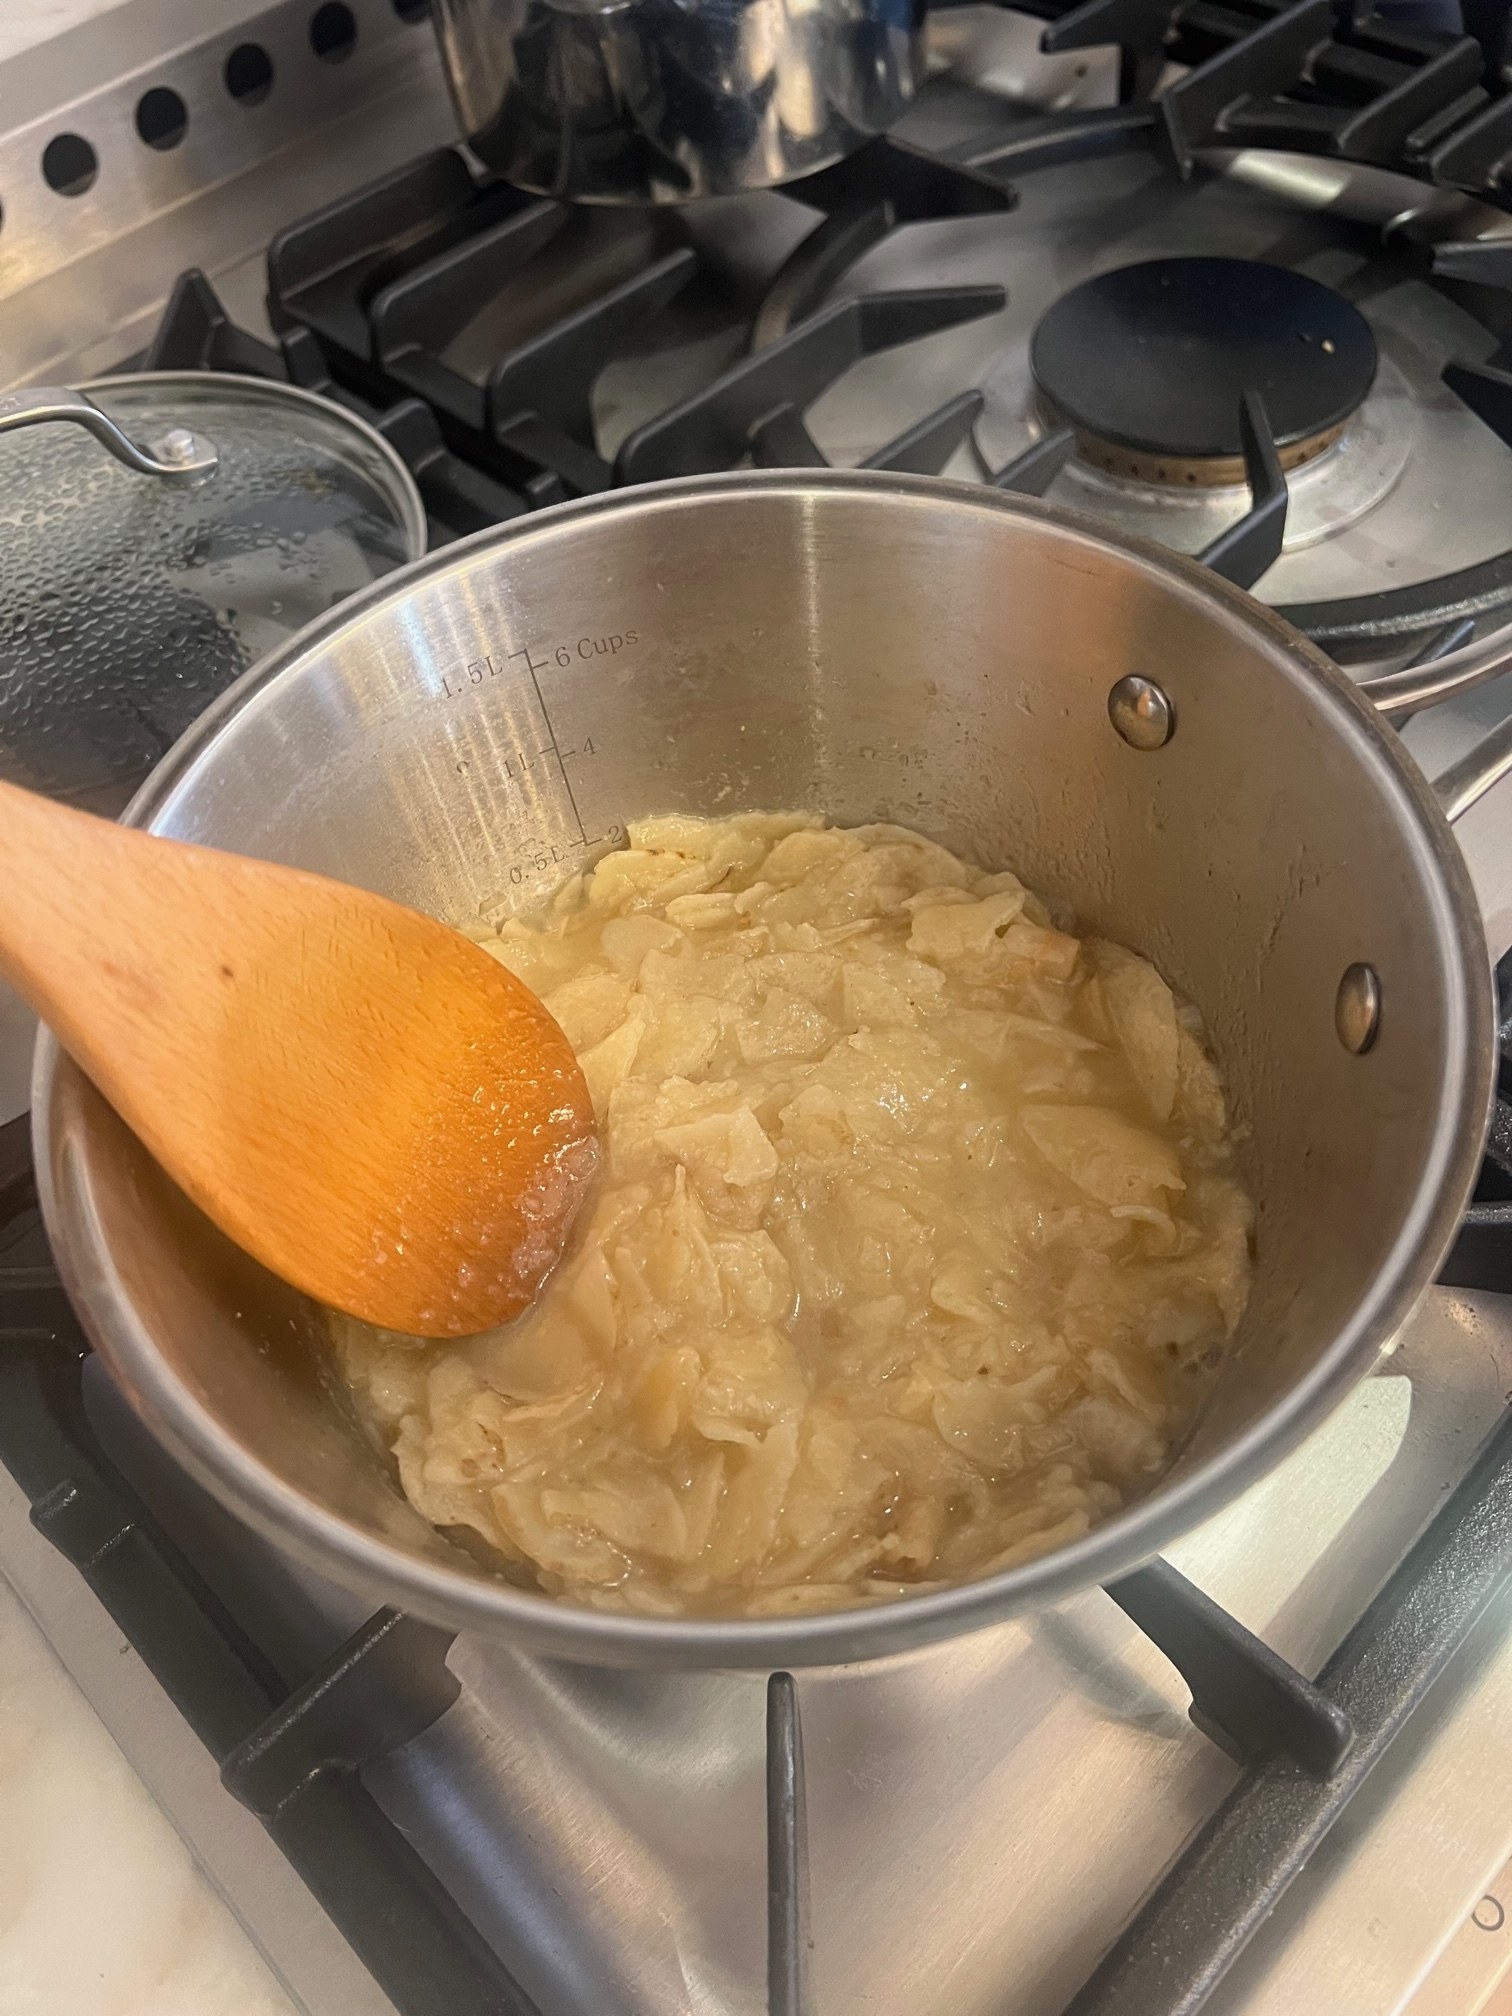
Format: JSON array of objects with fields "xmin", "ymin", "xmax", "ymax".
[{"xmin": 0, "ymin": 1569, "xmax": 297, "ymax": 2016}]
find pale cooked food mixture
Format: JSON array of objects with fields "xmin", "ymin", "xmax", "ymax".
[{"xmin": 330, "ymin": 815, "xmax": 1253, "ymax": 1618}]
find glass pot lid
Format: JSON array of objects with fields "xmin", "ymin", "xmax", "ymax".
[{"xmin": 0, "ymin": 371, "xmax": 426, "ymax": 812}]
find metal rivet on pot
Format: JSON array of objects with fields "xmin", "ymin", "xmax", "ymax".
[
  {"xmin": 1108, "ymin": 675, "xmax": 1174, "ymax": 750},
  {"xmin": 1336, "ymin": 963, "xmax": 1381, "ymax": 1054}
]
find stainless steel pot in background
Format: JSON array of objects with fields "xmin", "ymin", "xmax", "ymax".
[
  {"xmin": 430, "ymin": 0, "xmax": 925, "ymax": 203},
  {"xmin": 30, "ymin": 474, "xmax": 1508, "ymax": 1667}
]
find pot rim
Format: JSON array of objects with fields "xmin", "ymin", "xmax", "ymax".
[{"xmin": 31, "ymin": 470, "xmax": 1498, "ymax": 1667}]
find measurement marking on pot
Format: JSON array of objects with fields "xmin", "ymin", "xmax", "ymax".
[
  {"xmin": 484, "ymin": 824, "xmax": 625, "ymax": 907},
  {"xmin": 435, "ymin": 635, "xmax": 623, "ymax": 833},
  {"xmin": 437, "ymin": 653, "xmax": 504, "ymax": 699},
  {"xmin": 460, "ymin": 741, "xmax": 584, "ymax": 783},
  {"xmin": 511, "ymin": 644, "xmax": 589, "ymax": 845}
]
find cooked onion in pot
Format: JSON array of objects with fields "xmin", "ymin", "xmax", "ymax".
[{"xmin": 329, "ymin": 814, "xmax": 1253, "ymax": 1617}]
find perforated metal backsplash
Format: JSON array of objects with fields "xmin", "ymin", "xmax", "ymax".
[{"xmin": 0, "ymin": 0, "xmax": 459, "ymax": 388}]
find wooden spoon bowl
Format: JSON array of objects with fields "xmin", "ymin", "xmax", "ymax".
[{"xmin": 0, "ymin": 779, "xmax": 597, "ymax": 1337}]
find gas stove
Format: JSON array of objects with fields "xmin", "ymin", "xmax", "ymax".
[{"xmin": 11, "ymin": 2, "xmax": 1512, "ymax": 2013}]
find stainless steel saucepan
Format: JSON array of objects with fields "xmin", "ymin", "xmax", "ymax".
[
  {"xmin": 30, "ymin": 472, "xmax": 1512, "ymax": 1668},
  {"xmin": 429, "ymin": 0, "xmax": 924, "ymax": 203}
]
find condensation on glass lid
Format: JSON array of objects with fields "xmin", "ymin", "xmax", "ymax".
[
  {"xmin": 0, "ymin": 372, "xmax": 423, "ymax": 812},
  {"xmin": 331, "ymin": 813, "xmax": 1254, "ymax": 1622}
]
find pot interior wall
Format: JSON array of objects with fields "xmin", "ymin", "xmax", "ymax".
[{"xmin": 42, "ymin": 480, "xmax": 1486, "ymax": 1644}]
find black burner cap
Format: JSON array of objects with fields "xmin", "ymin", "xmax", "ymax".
[{"xmin": 1030, "ymin": 256, "xmax": 1377, "ymax": 461}]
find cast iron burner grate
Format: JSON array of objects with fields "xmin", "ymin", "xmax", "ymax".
[
  {"xmin": 136, "ymin": 152, "xmax": 1011, "ymax": 533},
  {"xmin": 246, "ymin": 136, "xmax": 1015, "ymax": 509},
  {"xmin": 130, "ymin": 50, "xmax": 1512, "ymax": 639},
  {"xmin": 6, "ymin": 948, "xmax": 1512, "ymax": 2016}
]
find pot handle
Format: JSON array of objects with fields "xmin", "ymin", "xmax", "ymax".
[
  {"xmin": 1430, "ymin": 715, "xmax": 1512, "ymax": 824},
  {"xmin": 1359, "ymin": 618, "xmax": 1512, "ymax": 721},
  {"xmin": 1348, "ymin": 617, "xmax": 1512, "ymax": 822},
  {"xmin": 0, "ymin": 386, "xmax": 218, "ymax": 482}
]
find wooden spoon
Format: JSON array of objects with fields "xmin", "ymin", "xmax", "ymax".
[{"xmin": 0, "ymin": 779, "xmax": 598, "ymax": 1338}]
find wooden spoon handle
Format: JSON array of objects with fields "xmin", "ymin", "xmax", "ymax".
[{"xmin": 0, "ymin": 780, "xmax": 218, "ymax": 1099}]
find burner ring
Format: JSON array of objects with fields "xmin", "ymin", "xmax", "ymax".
[
  {"xmin": 1030, "ymin": 256, "xmax": 1378, "ymax": 471},
  {"xmin": 1068, "ymin": 419, "xmax": 1349, "ymax": 488},
  {"xmin": 1036, "ymin": 350, "xmax": 1418, "ymax": 568}
]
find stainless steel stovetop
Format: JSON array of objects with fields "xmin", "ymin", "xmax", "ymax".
[{"xmin": 9, "ymin": 4, "xmax": 1512, "ymax": 2013}]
